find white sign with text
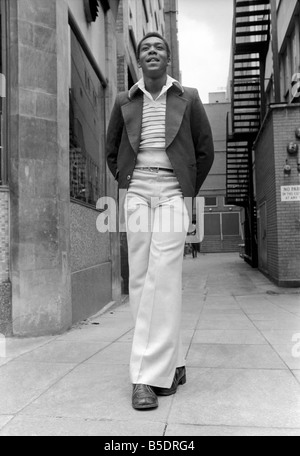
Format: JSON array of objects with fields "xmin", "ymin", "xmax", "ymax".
[{"xmin": 281, "ymin": 186, "xmax": 300, "ymax": 202}]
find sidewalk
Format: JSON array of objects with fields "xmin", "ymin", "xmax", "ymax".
[{"xmin": 1, "ymin": 253, "xmax": 300, "ymax": 436}]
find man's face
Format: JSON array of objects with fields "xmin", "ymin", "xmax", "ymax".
[{"xmin": 138, "ymin": 37, "xmax": 170, "ymax": 78}]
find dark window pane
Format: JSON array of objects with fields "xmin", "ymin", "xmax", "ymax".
[
  {"xmin": 222, "ymin": 213, "xmax": 240, "ymax": 236},
  {"xmin": 204, "ymin": 214, "xmax": 221, "ymax": 236},
  {"xmin": 205, "ymin": 197, "xmax": 217, "ymax": 207},
  {"xmin": 69, "ymin": 28, "xmax": 105, "ymax": 206}
]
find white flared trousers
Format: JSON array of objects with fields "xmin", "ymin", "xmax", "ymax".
[{"xmin": 125, "ymin": 169, "xmax": 189, "ymax": 388}]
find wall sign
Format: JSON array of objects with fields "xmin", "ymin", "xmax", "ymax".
[{"xmin": 281, "ymin": 186, "xmax": 300, "ymax": 202}]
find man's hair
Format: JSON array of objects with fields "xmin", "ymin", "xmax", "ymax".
[{"xmin": 137, "ymin": 32, "xmax": 171, "ymax": 60}]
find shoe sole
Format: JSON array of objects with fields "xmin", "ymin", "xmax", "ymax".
[
  {"xmin": 132, "ymin": 403, "xmax": 159, "ymax": 410},
  {"xmin": 154, "ymin": 374, "xmax": 187, "ymax": 397}
]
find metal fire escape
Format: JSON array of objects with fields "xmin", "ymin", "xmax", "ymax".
[{"xmin": 226, "ymin": 0, "xmax": 271, "ymax": 267}]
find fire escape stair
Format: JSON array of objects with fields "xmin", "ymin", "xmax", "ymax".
[
  {"xmin": 226, "ymin": 0, "xmax": 270, "ymax": 207},
  {"xmin": 226, "ymin": 141, "xmax": 250, "ymax": 207}
]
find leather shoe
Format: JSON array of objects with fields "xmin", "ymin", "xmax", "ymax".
[
  {"xmin": 132, "ymin": 384, "xmax": 159, "ymax": 410},
  {"xmin": 153, "ymin": 367, "xmax": 186, "ymax": 396}
]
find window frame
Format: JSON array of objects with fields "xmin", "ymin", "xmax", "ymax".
[
  {"xmin": 204, "ymin": 196, "xmax": 218, "ymax": 208},
  {"xmin": 68, "ymin": 12, "xmax": 107, "ymax": 208},
  {"xmin": 204, "ymin": 211, "xmax": 242, "ymax": 238}
]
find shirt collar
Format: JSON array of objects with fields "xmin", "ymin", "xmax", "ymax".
[{"xmin": 128, "ymin": 75, "xmax": 184, "ymax": 100}]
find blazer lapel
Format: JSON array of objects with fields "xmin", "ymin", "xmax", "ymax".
[
  {"xmin": 166, "ymin": 91, "xmax": 188, "ymax": 149},
  {"xmin": 121, "ymin": 93, "xmax": 143, "ymax": 155}
]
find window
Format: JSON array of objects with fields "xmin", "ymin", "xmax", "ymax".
[
  {"xmin": 205, "ymin": 197, "xmax": 217, "ymax": 207},
  {"xmin": 204, "ymin": 214, "xmax": 221, "ymax": 236},
  {"xmin": 222, "ymin": 213, "xmax": 240, "ymax": 236},
  {"xmin": 0, "ymin": 1, "xmax": 7, "ymax": 186},
  {"xmin": 204, "ymin": 212, "xmax": 241, "ymax": 237},
  {"xmin": 69, "ymin": 26, "xmax": 106, "ymax": 206}
]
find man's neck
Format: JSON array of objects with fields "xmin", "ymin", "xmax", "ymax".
[{"xmin": 143, "ymin": 74, "xmax": 168, "ymax": 99}]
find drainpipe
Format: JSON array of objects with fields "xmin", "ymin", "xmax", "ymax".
[{"xmin": 270, "ymin": 0, "xmax": 281, "ymax": 103}]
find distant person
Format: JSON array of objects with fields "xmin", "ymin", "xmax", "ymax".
[
  {"xmin": 190, "ymin": 223, "xmax": 198, "ymax": 258},
  {"xmin": 106, "ymin": 32, "xmax": 214, "ymax": 410}
]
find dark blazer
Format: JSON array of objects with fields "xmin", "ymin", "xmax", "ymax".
[{"xmin": 106, "ymin": 82, "xmax": 214, "ymax": 198}]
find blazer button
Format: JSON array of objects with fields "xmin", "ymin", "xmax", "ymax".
[{"xmin": 127, "ymin": 175, "xmax": 131, "ymax": 181}]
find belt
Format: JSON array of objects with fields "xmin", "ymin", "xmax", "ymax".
[{"xmin": 136, "ymin": 167, "xmax": 174, "ymax": 173}]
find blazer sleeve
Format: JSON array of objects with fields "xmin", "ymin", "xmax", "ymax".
[
  {"xmin": 190, "ymin": 90, "xmax": 215, "ymax": 195},
  {"xmin": 106, "ymin": 95, "xmax": 124, "ymax": 181}
]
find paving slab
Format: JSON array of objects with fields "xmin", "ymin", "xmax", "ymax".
[
  {"xmin": 3, "ymin": 337, "xmax": 58, "ymax": 360},
  {"xmin": 0, "ymin": 358, "xmax": 12, "ymax": 367},
  {"xmin": 19, "ymin": 363, "xmax": 173, "ymax": 423},
  {"xmin": 165, "ymin": 424, "xmax": 300, "ymax": 437},
  {"xmin": 187, "ymin": 344, "xmax": 287, "ymax": 369},
  {"xmin": 293, "ymin": 371, "xmax": 300, "ymax": 384},
  {"xmin": 253, "ymin": 320, "xmax": 300, "ymax": 331},
  {"xmin": 16, "ymin": 340, "xmax": 109, "ymax": 365},
  {"xmin": 271, "ymin": 345, "xmax": 300, "ymax": 370},
  {"xmin": 0, "ymin": 416, "xmax": 165, "ymax": 437},
  {"xmin": 56, "ymin": 323, "xmax": 134, "ymax": 343},
  {"xmin": 168, "ymin": 368, "xmax": 300, "ymax": 429},
  {"xmin": 193, "ymin": 330, "xmax": 268, "ymax": 345},
  {"xmin": 0, "ymin": 360, "xmax": 76, "ymax": 415},
  {"xmin": 85, "ymin": 342, "xmax": 132, "ymax": 365},
  {"xmin": 197, "ymin": 318, "xmax": 256, "ymax": 330},
  {"xmin": 261, "ymin": 330, "xmax": 300, "ymax": 345},
  {"xmin": 0, "ymin": 416, "xmax": 13, "ymax": 431}
]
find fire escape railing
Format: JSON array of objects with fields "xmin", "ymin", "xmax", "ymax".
[{"xmin": 226, "ymin": 0, "xmax": 271, "ymax": 266}]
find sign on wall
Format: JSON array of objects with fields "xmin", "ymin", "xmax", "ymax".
[{"xmin": 281, "ymin": 186, "xmax": 300, "ymax": 202}]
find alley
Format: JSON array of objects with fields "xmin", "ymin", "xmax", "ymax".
[{"xmin": 0, "ymin": 253, "xmax": 300, "ymax": 436}]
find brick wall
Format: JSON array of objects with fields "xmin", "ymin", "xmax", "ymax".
[
  {"xmin": 255, "ymin": 111, "xmax": 278, "ymax": 280},
  {"xmin": 273, "ymin": 105, "xmax": 300, "ymax": 286},
  {"xmin": 0, "ymin": 190, "xmax": 11, "ymax": 335},
  {"xmin": 255, "ymin": 104, "xmax": 300, "ymax": 286}
]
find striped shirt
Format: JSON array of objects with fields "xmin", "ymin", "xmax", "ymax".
[
  {"xmin": 134, "ymin": 76, "xmax": 178, "ymax": 169},
  {"xmin": 138, "ymin": 76, "xmax": 175, "ymax": 150},
  {"xmin": 140, "ymin": 95, "xmax": 167, "ymax": 150}
]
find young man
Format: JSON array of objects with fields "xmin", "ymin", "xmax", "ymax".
[{"xmin": 106, "ymin": 32, "xmax": 214, "ymax": 410}]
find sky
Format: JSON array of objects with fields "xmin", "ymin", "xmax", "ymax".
[{"xmin": 177, "ymin": 0, "xmax": 234, "ymax": 103}]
